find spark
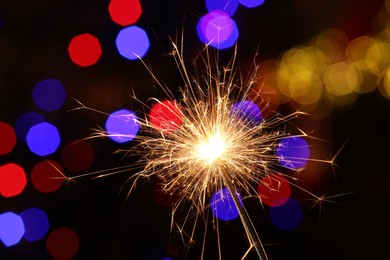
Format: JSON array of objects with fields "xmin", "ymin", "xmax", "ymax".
[
  {"xmin": 195, "ymin": 133, "xmax": 226, "ymax": 164},
  {"xmin": 68, "ymin": 41, "xmax": 338, "ymax": 259}
]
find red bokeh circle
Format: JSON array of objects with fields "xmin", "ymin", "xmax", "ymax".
[{"xmin": 257, "ymin": 173, "xmax": 291, "ymax": 207}]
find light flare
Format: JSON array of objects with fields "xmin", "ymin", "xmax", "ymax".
[
  {"xmin": 68, "ymin": 41, "xmax": 338, "ymax": 260},
  {"xmin": 195, "ymin": 133, "xmax": 227, "ymax": 164}
]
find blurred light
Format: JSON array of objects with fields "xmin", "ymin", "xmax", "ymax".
[
  {"xmin": 0, "ymin": 122, "xmax": 17, "ymax": 156},
  {"xmin": 313, "ymin": 29, "xmax": 349, "ymax": 64},
  {"xmin": 108, "ymin": 0, "xmax": 142, "ymax": 26},
  {"xmin": 31, "ymin": 160, "xmax": 64, "ymax": 193},
  {"xmin": 269, "ymin": 198, "xmax": 302, "ymax": 231},
  {"xmin": 259, "ymin": 19, "xmax": 390, "ymax": 108},
  {"xmin": 149, "ymin": 100, "xmax": 182, "ymax": 133},
  {"xmin": 0, "ymin": 212, "xmax": 25, "ymax": 247},
  {"xmin": 346, "ymin": 36, "xmax": 380, "ymax": 73},
  {"xmin": 257, "ymin": 173, "xmax": 291, "ymax": 207},
  {"xmin": 239, "ymin": 0, "xmax": 265, "ymax": 8},
  {"xmin": 276, "ymin": 136, "xmax": 309, "ymax": 170},
  {"xmin": 357, "ymin": 70, "xmax": 380, "ymax": 94},
  {"xmin": 0, "ymin": 163, "xmax": 27, "ymax": 198},
  {"xmin": 14, "ymin": 112, "xmax": 45, "ymax": 142},
  {"xmin": 197, "ymin": 11, "xmax": 238, "ymax": 49},
  {"xmin": 210, "ymin": 187, "xmax": 240, "ymax": 221},
  {"xmin": 26, "ymin": 122, "xmax": 61, "ymax": 156},
  {"xmin": 322, "ymin": 61, "xmax": 361, "ymax": 105},
  {"xmin": 32, "ymin": 78, "xmax": 66, "ymax": 112},
  {"xmin": 20, "ymin": 208, "xmax": 49, "ymax": 242},
  {"xmin": 68, "ymin": 33, "xmax": 102, "ymax": 67},
  {"xmin": 230, "ymin": 100, "xmax": 262, "ymax": 125},
  {"xmin": 278, "ymin": 47, "xmax": 327, "ymax": 82},
  {"xmin": 251, "ymin": 60, "xmax": 281, "ymax": 117},
  {"xmin": 46, "ymin": 227, "xmax": 79, "ymax": 260},
  {"xmin": 105, "ymin": 109, "xmax": 139, "ymax": 143},
  {"xmin": 276, "ymin": 46, "xmax": 326, "ymax": 106},
  {"xmin": 346, "ymin": 37, "xmax": 389, "ymax": 95},
  {"xmin": 205, "ymin": 0, "xmax": 239, "ymax": 16},
  {"xmin": 385, "ymin": 0, "xmax": 390, "ymax": 15},
  {"xmin": 116, "ymin": 26, "xmax": 150, "ymax": 60},
  {"xmin": 288, "ymin": 71, "xmax": 323, "ymax": 106},
  {"xmin": 381, "ymin": 68, "xmax": 390, "ymax": 99},
  {"xmin": 61, "ymin": 139, "xmax": 94, "ymax": 172}
]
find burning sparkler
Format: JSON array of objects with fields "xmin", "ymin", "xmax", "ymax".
[{"xmin": 68, "ymin": 41, "xmax": 335, "ymax": 259}]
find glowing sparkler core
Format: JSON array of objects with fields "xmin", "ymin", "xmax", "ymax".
[
  {"xmin": 195, "ymin": 133, "xmax": 227, "ymax": 164},
  {"xmin": 68, "ymin": 41, "xmax": 334, "ymax": 260}
]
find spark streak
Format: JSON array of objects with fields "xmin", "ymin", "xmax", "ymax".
[{"xmin": 68, "ymin": 41, "xmax": 336, "ymax": 259}]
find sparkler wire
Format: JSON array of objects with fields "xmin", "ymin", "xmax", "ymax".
[
  {"xmin": 220, "ymin": 169, "xmax": 268, "ymax": 260},
  {"xmin": 67, "ymin": 39, "xmax": 338, "ymax": 259}
]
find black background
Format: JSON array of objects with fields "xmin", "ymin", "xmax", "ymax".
[{"xmin": 1, "ymin": 0, "xmax": 389, "ymax": 259}]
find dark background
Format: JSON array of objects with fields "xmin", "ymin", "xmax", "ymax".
[{"xmin": 0, "ymin": 0, "xmax": 389, "ymax": 259}]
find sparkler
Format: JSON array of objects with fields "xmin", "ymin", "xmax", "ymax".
[{"xmin": 69, "ymin": 40, "xmax": 334, "ymax": 259}]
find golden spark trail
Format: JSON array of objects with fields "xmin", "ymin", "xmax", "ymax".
[
  {"xmin": 67, "ymin": 41, "xmax": 337, "ymax": 259},
  {"xmin": 125, "ymin": 43, "xmax": 292, "ymax": 259},
  {"xmin": 220, "ymin": 168, "xmax": 267, "ymax": 259}
]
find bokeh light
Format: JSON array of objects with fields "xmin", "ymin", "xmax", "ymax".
[
  {"xmin": 31, "ymin": 160, "xmax": 64, "ymax": 193},
  {"xmin": 0, "ymin": 163, "xmax": 27, "ymax": 198},
  {"xmin": 61, "ymin": 139, "xmax": 94, "ymax": 172},
  {"xmin": 239, "ymin": 0, "xmax": 265, "ymax": 8},
  {"xmin": 346, "ymin": 36, "xmax": 381, "ymax": 73},
  {"xmin": 46, "ymin": 227, "xmax": 79, "ymax": 260},
  {"xmin": 0, "ymin": 122, "xmax": 17, "ymax": 156},
  {"xmin": 276, "ymin": 46, "xmax": 326, "ymax": 106},
  {"xmin": 250, "ymin": 61, "xmax": 281, "ymax": 118},
  {"xmin": 210, "ymin": 187, "xmax": 240, "ymax": 221},
  {"xmin": 105, "ymin": 109, "xmax": 140, "ymax": 143},
  {"xmin": 108, "ymin": 0, "xmax": 142, "ymax": 26},
  {"xmin": 20, "ymin": 208, "xmax": 49, "ymax": 242},
  {"xmin": 205, "ymin": 0, "xmax": 238, "ymax": 16},
  {"xmin": 254, "ymin": 15, "xmax": 390, "ymax": 110},
  {"xmin": 269, "ymin": 198, "xmax": 302, "ymax": 231},
  {"xmin": 365, "ymin": 37, "xmax": 390, "ymax": 73},
  {"xmin": 26, "ymin": 122, "xmax": 61, "ymax": 156},
  {"xmin": 345, "ymin": 36, "xmax": 383, "ymax": 95},
  {"xmin": 322, "ymin": 61, "xmax": 361, "ymax": 105},
  {"xmin": 230, "ymin": 100, "xmax": 262, "ymax": 125},
  {"xmin": 149, "ymin": 100, "xmax": 182, "ymax": 133},
  {"xmin": 381, "ymin": 68, "xmax": 390, "ymax": 98},
  {"xmin": 197, "ymin": 11, "xmax": 239, "ymax": 49},
  {"xmin": 0, "ymin": 212, "xmax": 25, "ymax": 247},
  {"xmin": 313, "ymin": 29, "xmax": 349, "ymax": 64},
  {"xmin": 14, "ymin": 112, "xmax": 45, "ymax": 142},
  {"xmin": 257, "ymin": 173, "xmax": 291, "ymax": 207},
  {"xmin": 68, "ymin": 33, "xmax": 102, "ymax": 67},
  {"xmin": 276, "ymin": 136, "xmax": 310, "ymax": 170},
  {"xmin": 116, "ymin": 26, "xmax": 150, "ymax": 60},
  {"xmin": 32, "ymin": 78, "xmax": 66, "ymax": 112},
  {"xmin": 0, "ymin": 0, "xmax": 389, "ymax": 259}
]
